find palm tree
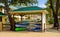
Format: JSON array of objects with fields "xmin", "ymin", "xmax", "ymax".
[{"xmin": 0, "ymin": 0, "xmax": 38, "ymax": 31}]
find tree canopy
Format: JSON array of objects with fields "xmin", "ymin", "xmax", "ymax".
[
  {"xmin": 0, "ymin": 0, "xmax": 38, "ymax": 6},
  {"xmin": 46, "ymin": 0, "xmax": 60, "ymax": 29}
]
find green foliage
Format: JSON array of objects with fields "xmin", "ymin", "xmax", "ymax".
[
  {"xmin": 0, "ymin": 0, "xmax": 37, "ymax": 6},
  {"xmin": 0, "ymin": 0, "xmax": 4, "ymax": 3},
  {"xmin": 48, "ymin": 19, "xmax": 54, "ymax": 24},
  {"xmin": 46, "ymin": 0, "xmax": 60, "ymax": 23}
]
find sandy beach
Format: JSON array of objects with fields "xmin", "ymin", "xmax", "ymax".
[{"xmin": 0, "ymin": 31, "xmax": 60, "ymax": 37}]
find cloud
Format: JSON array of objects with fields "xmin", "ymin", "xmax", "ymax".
[{"xmin": 38, "ymin": 4, "xmax": 47, "ymax": 8}]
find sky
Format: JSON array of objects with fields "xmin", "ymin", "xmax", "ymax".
[{"xmin": 38, "ymin": 0, "xmax": 47, "ymax": 8}]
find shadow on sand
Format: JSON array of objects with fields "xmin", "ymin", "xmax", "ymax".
[{"xmin": 46, "ymin": 28, "xmax": 60, "ymax": 33}]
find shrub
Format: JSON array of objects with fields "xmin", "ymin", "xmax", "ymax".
[{"xmin": 48, "ymin": 19, "xmax": 54, "ymax": 24}]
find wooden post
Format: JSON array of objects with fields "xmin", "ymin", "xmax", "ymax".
[
  {"xmin": 20, "ymin": 14, "xmax": 25, "ymax": 23},
  {"xmin": 0, "ymin": 22, "xmax": 2, "ymax": 31},
  {"xmin": 2, "ymin": 16, "xmax": 5, "ymax": 24}
]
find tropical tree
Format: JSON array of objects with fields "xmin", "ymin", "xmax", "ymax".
[
  {"xmin": 0, "ymin": 0, "xmax": 37, "ymax": 31},
  {"xmin": 46, "ymin": 0, "xmax": 60, "ymax": 30}
]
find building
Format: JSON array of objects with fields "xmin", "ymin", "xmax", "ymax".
[{"xmin": 0, "ymin": 6, "xmax": 48, "ymax": 32}]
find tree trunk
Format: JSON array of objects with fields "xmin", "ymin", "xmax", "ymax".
[
  {"xmin": 4, "ymin": 0, "xmax": 15, "ymax": 31},
  {"xmin": 54, "ymin": 0, "xmax": 59, "ymax": 30},
  {"xmin": 54, "ymin": 14, "xmax": 59, "ymax": 28},
  {"xmin": 49, "ymin": 0, "xmax": 59, "ymax": 30}
]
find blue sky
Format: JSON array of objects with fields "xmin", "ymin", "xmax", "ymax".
[
  {"xmin": 38, "ymin": 0, "xmax": 47, "ymax": 4},
  {"xmin": 38, "ymin": 0, "xmax": 47, "ymax": 8}
]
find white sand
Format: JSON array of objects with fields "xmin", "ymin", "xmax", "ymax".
[{"xmin": 0, "ymin": 31, "xmax": 60, "ymax": 37}]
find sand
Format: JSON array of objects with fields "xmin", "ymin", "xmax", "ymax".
[
  {"xmin": 0, "ymin": 31, "xmax": 60, "ymax": 37},
  {"xmin": 0, "ymin": 24, "xmax": 60, "ymax": 37}
]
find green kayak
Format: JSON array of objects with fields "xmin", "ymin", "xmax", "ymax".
[{"xmin": 15, "ymin": 27, "xmax": 26, "ymax": 31}]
